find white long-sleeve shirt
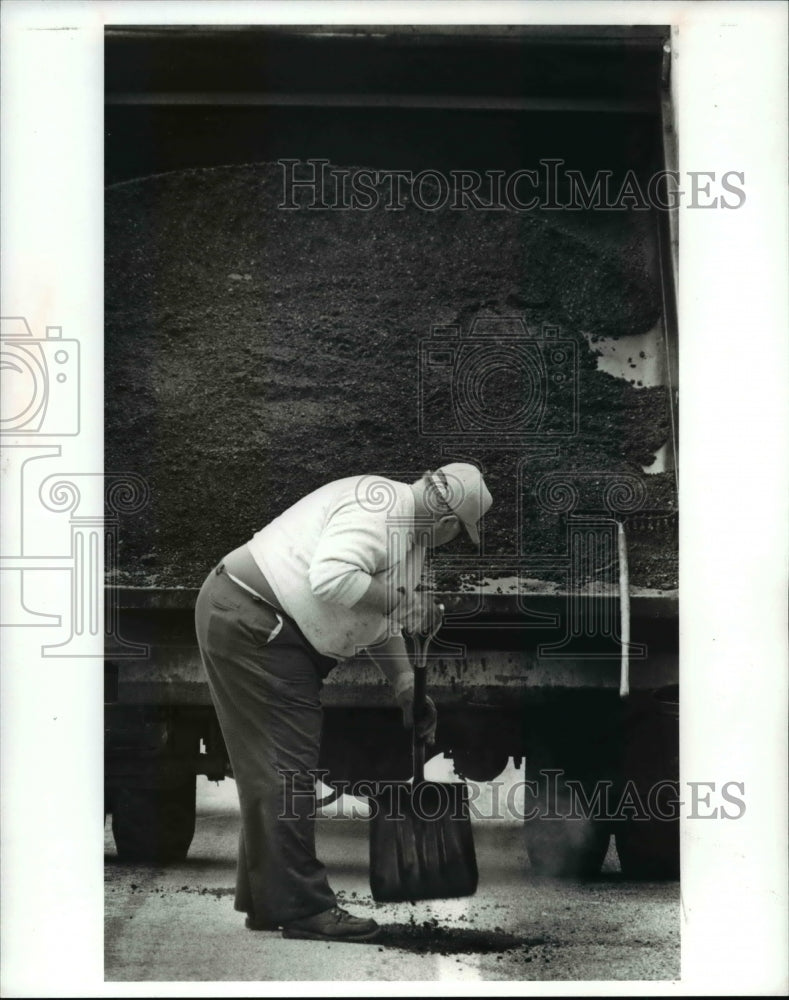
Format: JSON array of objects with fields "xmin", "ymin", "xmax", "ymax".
[{"xmin": 247, "ymin": 475, "xmax": 425, "ymax": 660}]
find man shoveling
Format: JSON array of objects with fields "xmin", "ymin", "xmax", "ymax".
[{"xmin": 194, "ymin": 463, "xmax": 492, "ymax": 942}]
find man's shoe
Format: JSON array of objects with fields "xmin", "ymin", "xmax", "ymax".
[
  {"xmin": 282, "ymin": 905, "xmax": 380, "ymax": 942},
  {"xmin": 245, "ymin": 914, "xmax": 280, "ymax": 931}
]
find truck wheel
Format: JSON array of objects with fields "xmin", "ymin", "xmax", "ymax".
[
  {"xmin": 616, "ymin": 687, "xmax": 679, "ymax": 880},
  {"xmin": 111, "ymin": 776, "xmax": 196, "ymax": 863},
  {"xmin": 523, "ymin": 770, "xmax": 610, "ymax": 877},
  {"xmin": 525, "ymin": 815, "xmax": 610, "ymax": 877},
  {"xmin": 615, "ymin": 818, "xmax": 679, "ymax": 880}
]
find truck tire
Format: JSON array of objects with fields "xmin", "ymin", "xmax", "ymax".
[
  {"xmin": 523, "ymin": 769, "xmax": 610, "ymax": 877},
  {"xmin": 615, "ymin": 817, "xmax": 679, "ymax": 880},
  {"xmin": 525, "ymin": 815, "xmax": 610, "ymax": 877},
  {"xmin": 615, "ymin": 687, "xmax": 679, "ymax": 880},
  {"xmin": 111, "ymin": 776, "xmax": 196, "ymax": 863}
]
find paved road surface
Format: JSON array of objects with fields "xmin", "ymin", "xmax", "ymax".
[{"xmin": 105, "ymin": 768, "xmax": 679, "ymax": 983}]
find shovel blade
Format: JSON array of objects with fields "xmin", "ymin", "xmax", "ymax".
[{"xmin": 369, "ymin": 781, "xmax": 478, "ymax": 903}]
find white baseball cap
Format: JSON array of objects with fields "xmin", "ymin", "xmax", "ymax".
[{"xmin": 432, "ymin": 462, "xmax": 493, "ymax": 545}]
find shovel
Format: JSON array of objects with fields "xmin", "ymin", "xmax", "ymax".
[
  {"xmin": 618, "ymin": 520, "xmax": 630, "ymax": 699},
  {"xmin": 369, "ymin": 608, "xmax": 479, "ymax": 903}
]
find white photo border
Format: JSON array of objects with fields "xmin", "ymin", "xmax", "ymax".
[{"xmin": 1, "ymin": 1, "xmax": 787, "ymax": 996}]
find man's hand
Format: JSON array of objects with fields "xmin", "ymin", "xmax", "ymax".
[
  {"xmin": 396, "ymin": 687, "xmax": 438, "ymax": 743},
  {"xmin": 402, "ymin": 596, "xmax": 444, "ymax": 636}
]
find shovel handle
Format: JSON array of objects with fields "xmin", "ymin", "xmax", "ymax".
[
  {"xmin": 413, "ymin": 662, "xmax": 427, "ymax": 784},
  {"xmin": 412, "ymin": 606, "xmax": 444, "ymax": 784},
  {"xmin": 618, "ymin": 521, "xmax": 630, "ymax": 699}
]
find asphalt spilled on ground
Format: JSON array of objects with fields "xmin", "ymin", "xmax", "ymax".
[
  {"xmin": 375, "ymin": 916, "xmax": 547, "ymax": 956},
  {"xmin": 112, "ymin": 882, "xmax": 546, "ymax": 955}
]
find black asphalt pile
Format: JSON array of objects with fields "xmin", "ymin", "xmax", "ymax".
[
  {"xmin": 105, "ymin": 162, "xmax": 676, "ymax": 590},
  {"xmin": 376, "ymin": 917, "xmax": 546, "ymax": 955}
]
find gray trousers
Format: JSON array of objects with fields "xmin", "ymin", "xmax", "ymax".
[{"xmin": 194, "ymin": 563, "xmax": 338, "ymax": 925}]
